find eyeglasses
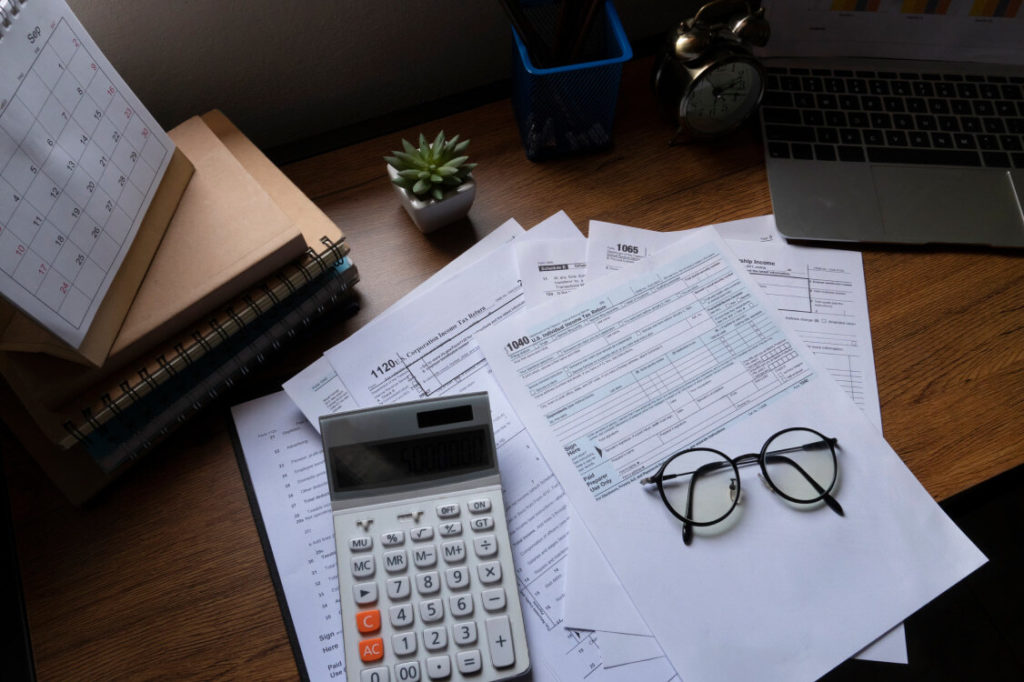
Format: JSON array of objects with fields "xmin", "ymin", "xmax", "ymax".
[{"xmin": 640, "ymin": 427, "xmax": 843, "ymax": 545}]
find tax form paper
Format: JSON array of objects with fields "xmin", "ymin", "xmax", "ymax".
[{"xmin": 477, "ymin": 228, "xmax": 985, "ymax": 682}]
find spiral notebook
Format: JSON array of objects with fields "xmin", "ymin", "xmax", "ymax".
[{"xmin": 0, "ymin": 0, "xmax": 192, "ymax": 362}]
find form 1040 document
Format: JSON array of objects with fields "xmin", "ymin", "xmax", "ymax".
[{"xmin": 476, "ymin": 227, "xmax": 985, "ymax": 682}]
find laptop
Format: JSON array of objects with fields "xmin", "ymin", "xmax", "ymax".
[{"xmin": 758, "ymin": 4, "xmax": 1024, "ymax": 247}]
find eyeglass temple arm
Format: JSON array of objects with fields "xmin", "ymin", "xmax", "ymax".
[
  {"xmin": 762, "ymin": 453, "xmax": 844, "ymax": 516},
  {"xmin": 681, "ymin": 459, "xmax": 729, "ymax": 546}
]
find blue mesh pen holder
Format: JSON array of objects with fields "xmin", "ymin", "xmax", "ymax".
[{"xmin": 511, "ymin": 1, "xmax": 632, "ymax": 161}]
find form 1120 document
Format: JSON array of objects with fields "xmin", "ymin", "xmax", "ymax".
[{"xmin": 477, "ymin": 227, "xmax": 985, "ymax": 682}]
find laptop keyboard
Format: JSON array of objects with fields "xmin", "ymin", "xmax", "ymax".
[{"xmin": 761, "ymin": 67, "xmax": 1024, "ymax": 169}]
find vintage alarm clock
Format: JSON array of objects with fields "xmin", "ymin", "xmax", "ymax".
[{"xmin": 652, "ymin": 0, "xmax": 770, "ymax": 144}]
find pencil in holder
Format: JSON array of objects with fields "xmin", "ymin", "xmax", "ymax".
[{"xmin": 511, "ymin": 1, "xmax": 632, "ymax": 161}]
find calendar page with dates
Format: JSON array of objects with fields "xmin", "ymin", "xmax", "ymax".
[{"xmin": 0, "ymin": 0, "xmax": 173, "ymax": 349}]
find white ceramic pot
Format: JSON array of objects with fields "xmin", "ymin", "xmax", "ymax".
[{"xmin": 387, "ymin": 165, "xmax": 476, "ymax": 233}]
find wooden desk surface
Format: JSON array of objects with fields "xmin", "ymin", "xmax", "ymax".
[{"xmin": 3, "ymin": 57, "xmax": 1023, "ymax": 680}]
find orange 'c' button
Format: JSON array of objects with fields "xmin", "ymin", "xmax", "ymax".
[
  {"xmin": 356, "ymin": 609, "xmax": 381, "ymax": 634},
  {"xmin": 359, "ymin": 637, "xmax": 384, "ymax": 662}
]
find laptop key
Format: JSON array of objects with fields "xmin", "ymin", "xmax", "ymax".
[
  {"xmin": 995, "ymin": 101, "xmax": 1016, "ymax": 117},
  {"xmin": 837, "ymin": 146, "xmax": 865, "ymax": 162},
  {"xmin": 951, "ymin": 100, "xmax": 972, "ymax": 115},
  {"xmin": 886, "ymin": 130, "xmax": 909, "ymax": 146},
  {"xmin": 864, "ymin": 129, "xmax": 885, "ymax": 145},
  {"xmin": 762, "ymin": 108, "xmax": 802, "ymax": 125},
  {"xmin": 814, "ymin": 144, "xmax": 837, "ymax": 161},
  {"xmin": 865, "ymin": 147, "xmax": 981, "ymax": 166},
  {"xmin": 791, "ymin": 143, "xmax": 814, "ymax": 159},
  {"xmin": 765, "ymin": 125, "xmax": 815, "ymax": 142},
  {"xmin": 1001, "ymin": 136, "xmax": 1023, "ymax": 152},
  {"xmin": 961, "ymin": 117, "xmax": 981, "ymax": 133},
  {"xmin": 978, "ymin": 135, "xmax": 999, "ymax": 150},
  {"xmin": 982, "ymin": 152, "xmax": 1011, "ymax": 168},
  {"xmin": 954, "ymin": 133, "xmax": 977, "ymax": 149},
  {"xmin": 983, "ymin": 118, "xmax": 1006, "ymax": 134},
  {"xmin": 931, "ymin": 132, "xmax": 954, "ymax": 148},
  {"xmin": 909, "ymin": 131, "xmax": 930, "ymax": 147},
  {"xmin": 762, "ymin": 91, "xmax": 794, "ymax": 108}
]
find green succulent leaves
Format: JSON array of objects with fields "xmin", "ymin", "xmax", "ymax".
[{"xmin": 385, "ymin": 132, "xmax": 476, "ymax": 202}]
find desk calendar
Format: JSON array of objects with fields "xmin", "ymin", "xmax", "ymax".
[{"xmin": 0, "ymin": 0, "xmax": 173, "ymax": 348}]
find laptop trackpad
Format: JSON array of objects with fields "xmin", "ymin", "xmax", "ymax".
[{"xmin": 871, "ymin": 166, "xmax": 1024, "ymax": 246}]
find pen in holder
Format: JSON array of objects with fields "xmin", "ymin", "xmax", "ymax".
[{"xmin": 509, "ymin": 0, "xmax": 632, "ymax": 161}]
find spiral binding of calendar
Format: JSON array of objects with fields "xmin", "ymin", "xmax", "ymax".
[
  {"xmin": 0, "ymin": 1, "xmax": 27, "ymax": 43},
  {"xmin": 59, "ymin": 236, "xmax": 351, "ymax": 452}
]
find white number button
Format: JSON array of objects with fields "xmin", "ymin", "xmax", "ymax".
[
  {"xmin": 445, "ymin": 566, "xmax": 470, "ymax": 590},
  {"xmin": 395, "ymin": 661, "xmax": 420, "ymax": 681},
  {"xmin": 389, "ymin": 603, "xmax": 415, "ymax": 628},
  {"xmin": 419, "ymin": 598, "xmax": 444, "ymax": 623},
  {"xmin": 386, "ymin": 576, "xmax": 411, "ymax": 600},
  {"xmin": 449, "ymin": 594, "xmax": 474, "ymax": 617},
  {"xmin": 453, "ymin": 621, "xmax": 477, "ymax": 645},
  {"xmin": 416, "ymin": 571, "xmax": 440, "ymax": 595},
  {"xmin": 392, "ymin": 631, "xmax": 417, "ymax": 656},
  {"xmin": 361, "ymin": 666, "xmax": 390, "ymax": 682},
  {"xmin": 423, "ymin": 626, "xmax": 447, "ymax": 651}
]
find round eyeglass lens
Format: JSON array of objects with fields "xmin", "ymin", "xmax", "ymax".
[
  {"xmin": 659, "ymin": 449, "xmax": 740, "ymax": 525},
  {"xmin": 760, "ymin": 428, "xmax": 837, "ymax": 503}
]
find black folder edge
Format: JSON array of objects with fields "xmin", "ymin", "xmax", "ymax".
[{"xmin": 229, "ymin": 413, "xmax": 312, "ymax": 682}]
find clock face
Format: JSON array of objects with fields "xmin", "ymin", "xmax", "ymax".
[{"xmin": 680, "ymin": 58, "xmax": 764, "ymax": 137}]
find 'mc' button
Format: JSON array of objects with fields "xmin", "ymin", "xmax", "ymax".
[
  {"xmin": 359, "ymin": 637, "xmax": 384, "ymax": 662},
  {"xmin": 356, "ymin": 609, "xmax": 381, "ymax": 634}
]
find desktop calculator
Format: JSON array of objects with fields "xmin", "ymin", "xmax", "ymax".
[{"xmin": 320, "ymin": 393, "xmax": 530, "ymax": 682}]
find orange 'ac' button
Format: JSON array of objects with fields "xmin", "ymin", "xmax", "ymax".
[{"xmin": 359, "ymin": 637, "xmax": 384, "ymax": 662}]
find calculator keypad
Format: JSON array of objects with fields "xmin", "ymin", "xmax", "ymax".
[{"xmin": 336, "ymin": 489, "xmax": 528, "ymax": 681}]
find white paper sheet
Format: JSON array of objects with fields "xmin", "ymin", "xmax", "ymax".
[
  {"xmin": 575, "ymin": 218, "xmax": 902, "ymax": 664},
  {"xmin": 477, "ymin": 227, "xmax": 985, "ymax": 682},
  {"xmin": 231, "ymin": 391, "xmax": 348, "ymax": 681},
  {"xmin": 515, "ymin": 237, "xmax": 587, "ymax": 308},
  {"xmin": 283, "ymin": 217, "xmax": 526, "ymax": 427}
]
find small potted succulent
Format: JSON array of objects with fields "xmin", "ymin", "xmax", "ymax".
[{"xmin": 385, "ymin": 131, "xmax": 477, "ymax": 233}]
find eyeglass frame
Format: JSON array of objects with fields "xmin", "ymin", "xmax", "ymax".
[{"xmin": 640, "ymin": 426, "xmax": 844, "ymax": 545}]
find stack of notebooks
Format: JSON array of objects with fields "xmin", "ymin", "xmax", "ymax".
[{"xmin": 0, "ymin": 109, "xmax": 359, "ymax": 504}]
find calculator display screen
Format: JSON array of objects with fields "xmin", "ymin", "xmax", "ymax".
[{"xmin": 328, "ymin": 426, "xmax": 493, "ymax": 492}]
